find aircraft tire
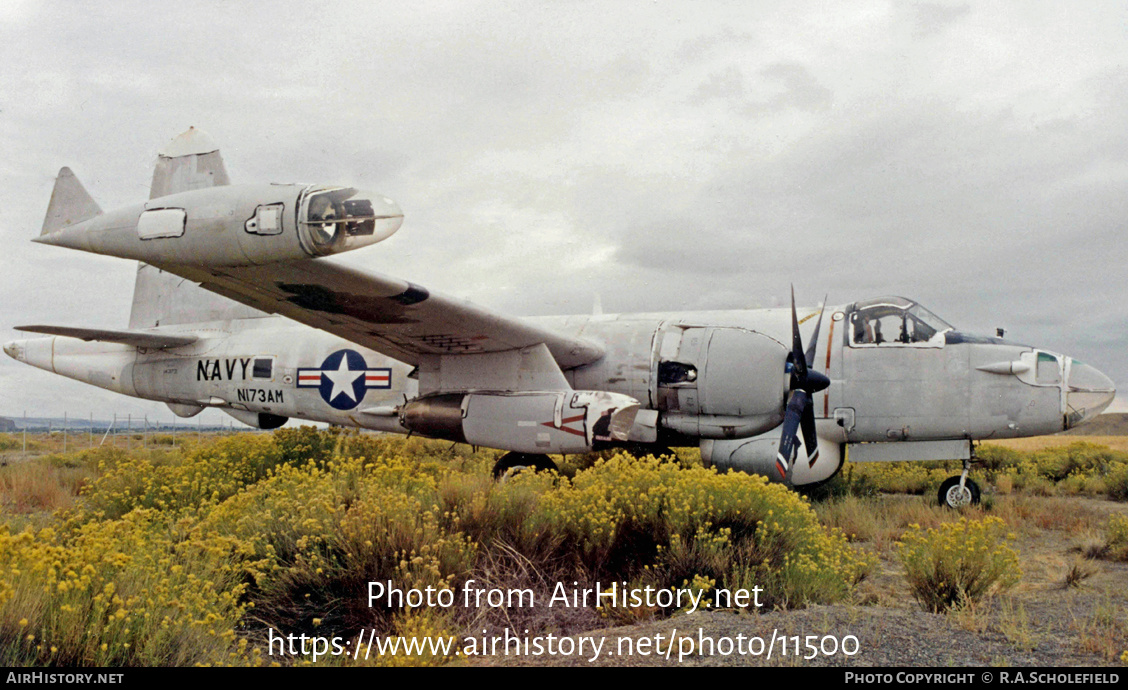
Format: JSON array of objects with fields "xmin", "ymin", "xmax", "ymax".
[
  {"xmin": 492, "ymin": 452, "xmax": 557, "ymax": 480},
  {"xmin": 938, "ymin": 476, "xmax": 980, "ymax": 508}
]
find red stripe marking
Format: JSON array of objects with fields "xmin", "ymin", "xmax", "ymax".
[
  {"xmin": 776, "ymin": 460, "xmax": 787, "ymax": 477},
  {"xmin": 542, "ymin": 421, "xmax": 586, "ymax": 437}
]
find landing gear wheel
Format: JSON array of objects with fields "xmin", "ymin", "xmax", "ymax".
[
  {"xmin": 492, "ymin": 452, "xmax": 557, "ymax": 480},
  {"xmin": 938, "ymin": 475, "xmax": 980, "ymax": 508}
]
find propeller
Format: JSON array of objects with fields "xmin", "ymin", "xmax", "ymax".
[{"xmin": 775, "ymin": 288, "xmax": 831, "ymax": 482}]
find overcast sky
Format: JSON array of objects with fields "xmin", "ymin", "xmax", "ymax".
[{"xmin": 0, "ymin": 0, "xmax": 1125, "ymax": 426}]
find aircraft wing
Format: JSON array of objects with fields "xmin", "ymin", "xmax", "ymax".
[
  {"xmin": 14, "ymin": 325, "xmax": 198, "ymax": 349},
  {"xmin": 161, "ymin": 260, "xmax": 605, "ymax": 369}
]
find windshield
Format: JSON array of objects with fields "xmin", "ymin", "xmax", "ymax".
[{"xmin": 849, "ymin": 297, "xmax": 953, "ymax": 346}]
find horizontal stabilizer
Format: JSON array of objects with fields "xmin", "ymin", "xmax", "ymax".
[
  {"xmin": 14, "ymin": 325, "xmax": 197, "ymax": 349},
  {"xmin": 41, "ymin": 167, "xmax": 102, "ymax": 235}
]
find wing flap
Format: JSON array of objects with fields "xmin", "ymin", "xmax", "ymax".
[{"xmin": 15, "ymin": 325, "xmax": 197, "ymax": 349}]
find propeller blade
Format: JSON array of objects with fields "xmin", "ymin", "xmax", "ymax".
[
  {"xmin": 776, "ymin": 389, "xmax": 808, "ymax": 481},
  {"xmin": 800, "ymin": 400, "xmax": 820, "ymax": 468},
  {"xmin": 789, "ymin": 286, "xmax": 808, "ymax": 383},
  {"xmin": 804, "ymin": 295, "xmax": 828, "ymax": 369}
]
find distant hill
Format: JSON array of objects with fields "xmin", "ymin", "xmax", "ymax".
[{"xmin": 1062, "ymin": 412, "xmax": 1128, "ymax": 436}]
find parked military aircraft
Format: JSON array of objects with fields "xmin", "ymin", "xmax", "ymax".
[{"xmin": 5, "ymin": 129, "xmax": 1117, "ymax": 507}]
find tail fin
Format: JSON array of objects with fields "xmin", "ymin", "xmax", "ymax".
[
  {"xmin": 150, "ymin": 127, "xmax": 230, "ymax": 199},
  {"xmin": 128, "ymin": 263, "xmax": 267, "ymax": 328},
  {"xmin": 41, "ymin": 167, "xmax": 101, "ymax": 235},
  {"xmin": 130, "ymin": 128, "xmax": 259, "ymax": 328}
]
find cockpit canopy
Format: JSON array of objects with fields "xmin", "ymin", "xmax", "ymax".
[
  {"xmin": 847, "ymin": 296, "xmax": 953, "ymax": 347},
  {"xmin": 297, "ymin": 186, "xmax": 403, "ymax": 257}
]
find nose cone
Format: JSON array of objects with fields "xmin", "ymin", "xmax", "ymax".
[
  {"xmin": 2, "ymin": 341, "xmax": 21, "ymax": 361},
  {"xmin": 1065, "ymin": 359, "xmax": 1116, "ymax": 428}
]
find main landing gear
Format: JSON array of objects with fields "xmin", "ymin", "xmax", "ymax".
[
  {"xmin": 938, "ymin": 456, "xmax": 981, "ymax": 508},
  {"xmin": 491, "ymin": 452, "xmax": 557, "ymax": 480}
]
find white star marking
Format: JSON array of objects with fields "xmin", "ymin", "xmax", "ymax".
[{"xmin": 322, "ymin": 357, "xmax": 363, "ymax": 402}]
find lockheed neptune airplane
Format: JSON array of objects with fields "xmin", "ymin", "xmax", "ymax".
[{"xmin": 5, "ymin": 129, "xmax": 1117, "ymax": 507}]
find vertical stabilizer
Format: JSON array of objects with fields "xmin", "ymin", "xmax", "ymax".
[
  {"xmin": 41, "ymin": 167, "xmax": 101, "ymax": 235},
  {"xmin": 149, "ymin": 127, "xmax": 230, "ymax": 199}
]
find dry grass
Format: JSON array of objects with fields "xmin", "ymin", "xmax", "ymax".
[
  {"xmin": 989, "ymin": 435, "xmax": 1128, "ymax": 453},
  {"xmin": 995, "ymin": 599, "xmax": 1038, "ymax": 651},
  {"xmin": 0, "ymin": 461, "xmax": 89, "ymax": 513},
  {"xmin": 1073, "ymin": 598, "xmax": 1128, "ymax": 662},
  {"xmin": 1061, "ymin": 557, "xmax": 1098, "ymax": 589}
]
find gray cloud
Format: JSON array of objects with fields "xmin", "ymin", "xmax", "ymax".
[{"xmin": 1, "ymin": 1, "xmax": 1126, "ymax": 418}]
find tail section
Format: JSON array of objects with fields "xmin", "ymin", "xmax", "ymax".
[
  {"xmin": 149, "ymin": 126, "xmax": 230, "ymax": 199},
  {"xmin": 132, "ymin": 127, "xmax": 263, "ymax": 327},
  {"xmin": 41, "ymin": 167, "xmax": 101, "ymax": 235},
  {"xmin": 129, "ymin": 263, "xmax": 268, "ymax": 328}
]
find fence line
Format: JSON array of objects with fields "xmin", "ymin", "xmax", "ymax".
[{"xmin": 1, "ymin": 413, "xmax": 245, "ymax": 453}]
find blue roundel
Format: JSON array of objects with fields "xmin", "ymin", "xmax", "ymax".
[{"xmin": 297, "ymin": 349, "xmax": 392, "ymax": 411}]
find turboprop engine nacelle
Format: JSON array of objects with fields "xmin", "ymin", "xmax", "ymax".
[
  {"xmin": 701, "ymin": 429, "xmax": 845, "ymax": 487},
  {"xmin": 401, "ymin": 390, "xmax": 641, "ymax": 455},
  {"xmin": 35, "ymin": 180, "xmax": 403, "ymax": 267}
]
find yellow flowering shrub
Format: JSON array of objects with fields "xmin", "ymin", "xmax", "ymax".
[
  {"xmin": 539, "ymin": 454, "xmax": 875, "ymax": 609},
  {"xmin": 896, "ymin": 516, "xmax": 1021, "ymax": 612},
  {"xmin": 1104, "ymin": 513, "xmax": 1128, "ymax": 562},
  {"xmin": 0, "ymin": 510, "xmax": 252, "ymax": 666},
  {"xmin": 200, "ymin": 453, "xmax": 474, "ymax": 632},
  {"xmin": 2, "ymin": 429, "xmax": 882, "ymax": 665},
  {"xmin": 82, "ymin": 435, "xmax": 289, "ymax": 518}
]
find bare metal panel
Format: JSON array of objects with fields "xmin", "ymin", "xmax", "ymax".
[
  {"xmin": 847, "ymin": 439, "xmax": 970, "ymax": 463},
  {"xmin": 418, "ymin": 343, "xmax": 571, "ymax": 394}
]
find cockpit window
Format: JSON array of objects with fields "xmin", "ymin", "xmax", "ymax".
[{"xmin": 848, "ymin": 297, "xmax": 953, "ymax": 347}]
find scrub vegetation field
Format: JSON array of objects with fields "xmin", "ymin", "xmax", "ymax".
[{"xmin": 0, "ymin": 427, "xmax": 1126, "ymax": 667}]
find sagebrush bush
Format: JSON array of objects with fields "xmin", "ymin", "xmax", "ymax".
[
  {"xmin": 1, "ymin": 429, "xmax": 879, "ymax": 666},
  {"xmin": 1103, "ymin": 514, "xmax": 1128, "ymax": 562},
  {"xmin": 539, "ymin": 454, "xmax": 876, "ymax": 610},
  {"xmin": 896, "ymin": 516, "xmax": 1021, "ymax": 612},
  {"xmin": 0, "ymin": 511, "xmax": 253, "ymax": 666}
]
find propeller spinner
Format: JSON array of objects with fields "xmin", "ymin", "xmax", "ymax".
[{"xmin": 775, "ymin": 288, "xmax": 831, "ymax": 482}]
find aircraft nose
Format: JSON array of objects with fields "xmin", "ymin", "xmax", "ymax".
[
  {"xmin": 2, "ymin": 341, "xmax": 19, "ymax": 361},
  {"xmin": 1064, "ymin": 359, "xmax": 1116, "ymax": 428}
]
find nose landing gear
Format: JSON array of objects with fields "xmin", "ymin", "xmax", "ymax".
[{"xmin": 938, "ymin": 456, "xmax": 981, "ymax": 508}]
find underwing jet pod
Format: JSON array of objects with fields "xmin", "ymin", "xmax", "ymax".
[{"xmin": 6, "ymin": 129, "xmax": 1117, "ymax": 506}]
